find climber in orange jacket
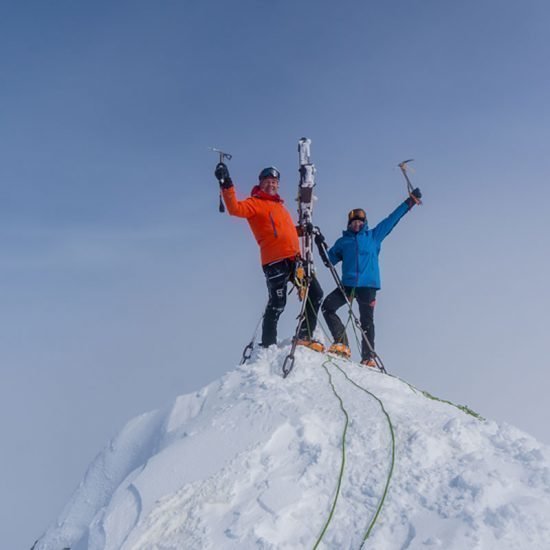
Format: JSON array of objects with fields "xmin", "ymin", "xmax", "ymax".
[{"xmin": 215, "ymin": 162, "xmax": 323, "ymax": 349}]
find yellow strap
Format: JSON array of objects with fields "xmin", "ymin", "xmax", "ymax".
[{"xmin": 294, "ymin": 265, "xmax": 307, "ymax": 301}]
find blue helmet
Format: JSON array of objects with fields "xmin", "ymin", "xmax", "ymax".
[{"xmin": 258, "ymin": 166, "xmax": 280, "ymax": 181}]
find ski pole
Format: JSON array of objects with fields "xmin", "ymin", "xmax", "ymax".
[
  {"xmin": 210, "ymin": 147, "xmax": 232, "ymax": 213},
  {"xmin": 314, "ymin": 228, "xmax": 387, "ymax": 373},
  {"xmin": 398, "ymin": 159, "xmax": 422, "ymax": 205}
]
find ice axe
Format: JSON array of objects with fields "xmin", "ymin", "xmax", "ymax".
[
  {"xmin": 210, "ymin": 147, "xmax": 233, "ymax": 213},
  {"xmin": 398, "ymin": 159, "xmax": 422, "ymax": 205}
]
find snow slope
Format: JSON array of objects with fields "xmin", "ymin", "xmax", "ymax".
[{"xmin": 34, "ymin": 345, "xmax": 550, "ymax": 549}]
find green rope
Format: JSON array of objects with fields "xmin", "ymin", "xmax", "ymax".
[
  {"xmin": 336, "ymin": 287, "xmax": 372, "ymax": 363},
  {"xmin": 305, "ymin": 287, "xmax": 354, "ymax": 351},
  {"xmin": 387, "ymin": 373, "xmax": 484, "ymax": 420},
  {"xmin": 310, "ymin": 299, "xmax": 481, "ymax": 421},
  {"xmin": 342, "ymin": 287, "xmax": 356, "ymax": 337},
  {"xmin": 320, "ymin": 307, "xmax": 479, "ymax": 419},
  {"xmin": 312, "ymin": 359, "xmax": 350, "ymax": 550},
  {"xmin": 302, "ymin": 292, "xmax": 480, "ymax": 546},
  {"xmin": 306, "ymin": 293, "xmax": 334, "ymax": 344},
  {"xmin": 304, "ymin": 286, "xmax": 316, "ymax": 340},
  {"xmin": 349, "ymin": 315, "xmax": 363, "ymax": 357},
  {"xmin": 329, "ymin": 358, "xmax": 396, "ymax": 546}
]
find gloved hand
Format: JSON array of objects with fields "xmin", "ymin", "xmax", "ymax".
[
  {"xmin": 406, "ymin": 187, "xmax": 422, "ymax": 207},
  {"xmin": 215, "ymin": 162, "xmax": 233, "ymax": 189},
  {"xmin": 314, "ymin": 231, "xmax": 326, "ymax": 246},
  {"xmin": 314, "ymin": 230, "xmax": 331, "ymax": 266},
  {"xmin": 296, "ymin": 222, "xmax": 314, "ymax": 237}
]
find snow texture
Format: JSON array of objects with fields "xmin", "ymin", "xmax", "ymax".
[{"xmin": 34, "ymin": 345, "xmax": 550, "ymax": 549}]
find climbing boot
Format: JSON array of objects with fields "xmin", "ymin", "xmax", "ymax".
[
  {"xmin": 296, "ymin": 339, "xmax": 325, "ymax": 353},
  {"xmin": 328, "ymin": 342, "xmax": 351, "ymax": 359}
]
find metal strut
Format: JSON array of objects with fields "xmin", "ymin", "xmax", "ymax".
[
  {"xmin": 282, "ymin": 283, "xmax": 311, "ymax": 378},
  {"xmin": 239, "ymin": 310, "xmax": 264, "ymax": 365},
  {"xmin": 282, "ymin": 137, "xmax": 317, "ymax": 378}
]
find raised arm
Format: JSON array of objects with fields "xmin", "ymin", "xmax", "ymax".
[
  {"xmin": 372, "ymin": 188, "xmax": 422, "ymax": 243},
  {"xmin": 371, "ymin": 202, "xmax": 409, "ymax": 243},
  {"xmin": 215, "ymin": 162, "xmax": 258, "ymax": 219},
  {"xmin": 222, "ymin": 186, "xmax": 259, "ymax": 219}
]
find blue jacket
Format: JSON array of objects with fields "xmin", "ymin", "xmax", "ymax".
[{"xmin": 328, "ymin": 201, "xmax": 410, "ymax": 289}]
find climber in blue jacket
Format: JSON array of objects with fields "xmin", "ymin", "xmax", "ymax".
[{"xmin": 320, "ymin": 188, "xmax": 422, "ymax": 366}]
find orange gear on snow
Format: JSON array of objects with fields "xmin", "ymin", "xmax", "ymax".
[
  {"xmin": 222, "ymin": 185, "xmax": 300, "ymax": 266},
  {"xmin": 328, "ymin": 343, "xmax": 352, "ymax": 359},
  {"xmin": 296, "ymin": 339, "xmax": 325, "ymax": 353}
]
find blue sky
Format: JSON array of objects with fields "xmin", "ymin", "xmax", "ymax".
[{"xmin": 2, "ymin": 1, "xmax": 550, "ymax": 548}]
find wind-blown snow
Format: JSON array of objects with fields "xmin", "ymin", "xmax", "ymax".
[{"xmin": 34, "ymin": 346, "xmax": 550, "ymax": 549}]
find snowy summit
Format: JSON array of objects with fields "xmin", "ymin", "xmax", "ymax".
[{"xmin": 34, "ymin": 346, "xmax": 550, "ymax": 549}]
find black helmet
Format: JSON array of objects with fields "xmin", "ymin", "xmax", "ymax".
[{"xmin": 258, "ymin": 166, "xmax": 280, "ymax": 181}]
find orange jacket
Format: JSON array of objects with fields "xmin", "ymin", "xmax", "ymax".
[{"xmin": 222, "ymin": 185, "xmax": 300, "ymax": 266}]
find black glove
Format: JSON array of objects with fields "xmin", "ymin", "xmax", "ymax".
[
  {"xmin": 296, "ymin": 222, "xmax": 314, "ymax": 237},
  {"xmin": 406, "ymin": 187, "xmax": 422, "ymax": 208},
  {"xmin": 314, "ymin": 230, "xmax": 330, "ymax": 266},
  {"xmin": 314, "ymin": 231, "xmax": 326, "ymax": 246},
  {"xmin": 215, "ymin": 162, "xmax": 233, "ymax": 189}
]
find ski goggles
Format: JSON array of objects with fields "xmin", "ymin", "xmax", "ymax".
[
  {"xmin": 259, "ymin": 167, "xmax": 281, "ymax": 181},
  {"xmin": 348, "ymin": 208, "xmax": 367, "ymax": 224}
]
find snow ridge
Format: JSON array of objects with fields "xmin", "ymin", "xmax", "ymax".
[{"xmin": 35, "ymin": 346, "xmax": 550, "ymax": 549}]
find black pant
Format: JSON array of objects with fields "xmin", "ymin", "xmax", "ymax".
[
  {"xmin": 261, "ymin": 258, "xmax": 323, "ymax": 347},
  {"xmin": 322, "ymin": 286, "xmax": 377, "ymax": 360}
]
